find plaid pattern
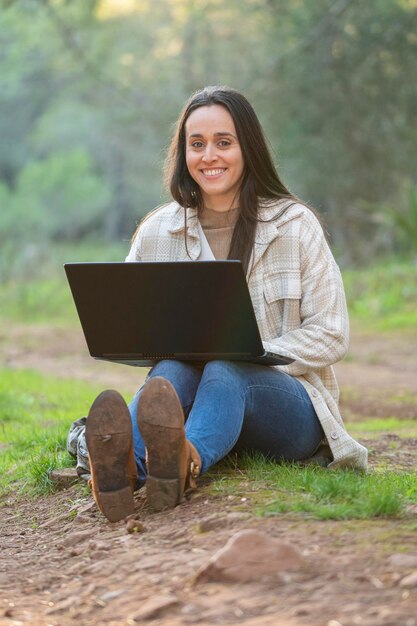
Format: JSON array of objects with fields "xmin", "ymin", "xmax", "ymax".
[{"xmin": 126, "ymin": 200, "xmax": 368, "ymax": 470}]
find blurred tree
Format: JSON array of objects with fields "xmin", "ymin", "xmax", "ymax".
[
  {"xmin": 0, "ymin": 2, "xmax": 58, "ymax": 186},
  {"xmin": 363, "ymin": 185, "xmax": 417, "ymax": 258},
  {"xmin": 258, "ymin": 0, "xmax": 417, "ymax": 262},
  {"xmin": 0, "ymin": 0, "xmax": 416, "ymax": 265},
  {"xmin": 0, "ymin": 148, "xmax": 110, "ymax": 240},
  {"xmin": 0, "ymin": 146, "xmax": 110, "ymax": 278}
]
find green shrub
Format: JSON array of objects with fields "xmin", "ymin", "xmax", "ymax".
[{"xmin": 343, "ymin": 261, "xmax": 417, "ymax": 329}]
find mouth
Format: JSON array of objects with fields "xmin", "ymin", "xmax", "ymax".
[{"xmin": 200, "ymin": 168, "xmax": 226, "ymax": 178}]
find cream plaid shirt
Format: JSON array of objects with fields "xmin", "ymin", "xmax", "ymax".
[{"xmin": 126, "ymin": 200, "xmax": 368, "ymax": 470}]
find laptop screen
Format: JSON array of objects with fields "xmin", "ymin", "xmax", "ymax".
[{"xmin": 64, "ymin": 261, "xmax": 263, "ymax": 359}]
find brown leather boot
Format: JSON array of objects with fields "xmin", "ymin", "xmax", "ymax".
[
  {"xmin": 85, "ymin": 389, "xmax": 137, "ymax": 522},
  {"xmin": 136, "ymin": 376, "xmax": 201, "ymax": 512}
]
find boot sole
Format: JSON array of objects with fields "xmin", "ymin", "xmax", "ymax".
[
  {"xmin": 137, "ymin": 377, "xmax": 185, "ymax": 512},
  {"xmin": 85, "ymin": 390, "xmax": 135, "ymax": 522}
]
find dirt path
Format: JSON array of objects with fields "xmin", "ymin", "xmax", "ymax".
[{"xmin": 1, "ymin": 324, "xmax": 417, "ymax": 626}]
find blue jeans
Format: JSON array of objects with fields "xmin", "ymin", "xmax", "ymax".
[{"xmin": 128, "ymin": 360, "xmax": 324, "ymax": 483}]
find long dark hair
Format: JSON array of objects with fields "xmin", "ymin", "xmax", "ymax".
[{"xmin": 165, "ymin": 86, "xmax": 315, "ymax": 272}]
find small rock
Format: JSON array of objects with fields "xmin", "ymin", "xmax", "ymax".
[
  {"xmin": 370, "ymin": 576, "xmax": 384, "ymax": 589},
  {"xmin": 226, "ymin": 512, "xmax": 250, "ymax": 522},
  {"xmin": 74, "ymin": 501, "xmax": 96, "ymax": 515},
  {"xmin": 388, "ymin": 553, "xmax": 417, "ymax": 569},
  {"xmin": 48, "ymin": 468, "xmax": 79, "ymax": 489},
  {"xmin": 81, "ymin": 583, "xmax": 96, "ymax": 598},
  {"xmin": 45, "ymin": 596, "xmax": 80, "ymax": 614},
  {"xmin": 88, "ymin": 540, "xmax": 109, "ymax": 551},
  {"xmin": 131, "ymin": 594, "xmax": 179, "ymax": 621},
  {"xmin": 126, "ymin": 517, "xmax": 146, "ymax": 534},
  {"xmin": 100, "ymin": 589, "xmax": 126, "ymax": 602},
  {"xmin": 291, "ymin": 607, "xmax": 310, "ymax": 616},
  {"xmin": 59, "ymin": 529, "xmax": 93, "ymax": 548},
  {"xmin": 40, "ymin": 512, "xmax": 71, "ymax": 528},
  {"xmin": 181, "ymin": 603, "xmax": 199, "ymax": 615},
  {"xmin": 73, "ymin": 514, "xmax": 91, "ymax": 525},
  {"xmin": 399, "ymin": 570, "xmax": 417, "ymax": 588},
  {"xmin": 68, "ymin": 547, "xmax": 84, "ymax": 557},
  {"xmin": 195, "ymin": 515, "xmax": 227, "ymax": 533},
  {"xmin": 194, "ymin": 529, "xmax": 306, "ymax": 584}
]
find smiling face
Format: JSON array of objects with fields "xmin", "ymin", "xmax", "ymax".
[{"xmin": 185, "ymin": 104, "xmax": 245, "ymax": 212}]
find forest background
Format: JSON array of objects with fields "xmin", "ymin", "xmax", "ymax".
[{"xmin": 1, "ymin": 0, "xmax": 417, "ymax": 323}]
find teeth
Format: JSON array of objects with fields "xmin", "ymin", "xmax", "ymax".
[{"xmin": 202, "ymin": 169, "xmax": 225, "ymax": 176}]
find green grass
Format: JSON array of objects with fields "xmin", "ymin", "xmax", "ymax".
[
  {"xmin": 2, "ymin": 370, "xmax": 417, "ymax": 520},
  {"xmin": 0, "ymin": 240, "xmax": 127, "ymax": 324},
  {"xmin": 0, "ymin": 369, "xmax": 117, "ymax": 497},
  {"xmin": 347, "ymin": 417, "xmax": 417, "ymax": 439},
  {"xmin": 343, "ymin": 260, "xmax": 417, "ymax": 330},
  {"xmin": 2, "ymin": 249, "xmax": 416, "ymax": 519},
  {"xmin": 0, "ymin": 278, "xmax": 78, "ymax": 325},
  {"xmin": 207, "ymin": 453, "xmax": 417, "ymax": 521}
]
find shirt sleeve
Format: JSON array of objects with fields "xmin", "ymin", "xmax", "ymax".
[
  {"xmin": 263, "ymin": 213, "xmax": 349, "ymax": 376},
  {"xmin": 125, "ymin": 228, "xmax": 142, "ymax": 262}
]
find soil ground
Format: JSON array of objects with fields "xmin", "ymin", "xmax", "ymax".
[{"xmin": 1, "ymin": 324, "xmax": 417, "ymax": 626}]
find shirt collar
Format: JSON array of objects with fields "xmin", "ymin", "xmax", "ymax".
[
  {"xmin": 167, "ymin": 204, "xmax": 199, "ymax": 235},
  {"xmin": 248, "ymin": 200, "xmax": 304, "ymax": 276},
  {"xmin": 166, "ymin": 199, "xmax": 304, "ymax": 267}
]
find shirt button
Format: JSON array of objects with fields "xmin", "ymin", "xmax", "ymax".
[
  {"xmin": 311, "ymin": 390, "xmax": 319, "ymax": 398},
  {"xmin": 330, "ymin": 431, "xmax": 338, "ymax": 440}
]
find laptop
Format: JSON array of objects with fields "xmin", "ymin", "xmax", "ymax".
[{"xmin": 64, "ymin": 261, "xmax": 294, "ymax": 367}]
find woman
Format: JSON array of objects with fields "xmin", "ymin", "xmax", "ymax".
[{"xmin": 85, "ymin": 86, "xmax": 368, "ymax": 523}]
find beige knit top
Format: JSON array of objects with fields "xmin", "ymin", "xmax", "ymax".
[{"xmin": 198, "ymin": 206, "xmax": 240, "ymax": 260}]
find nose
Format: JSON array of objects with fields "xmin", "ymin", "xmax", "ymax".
[{"xmin": 202, "ymin": 143, "xmax": 218, "ymax": 163}]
